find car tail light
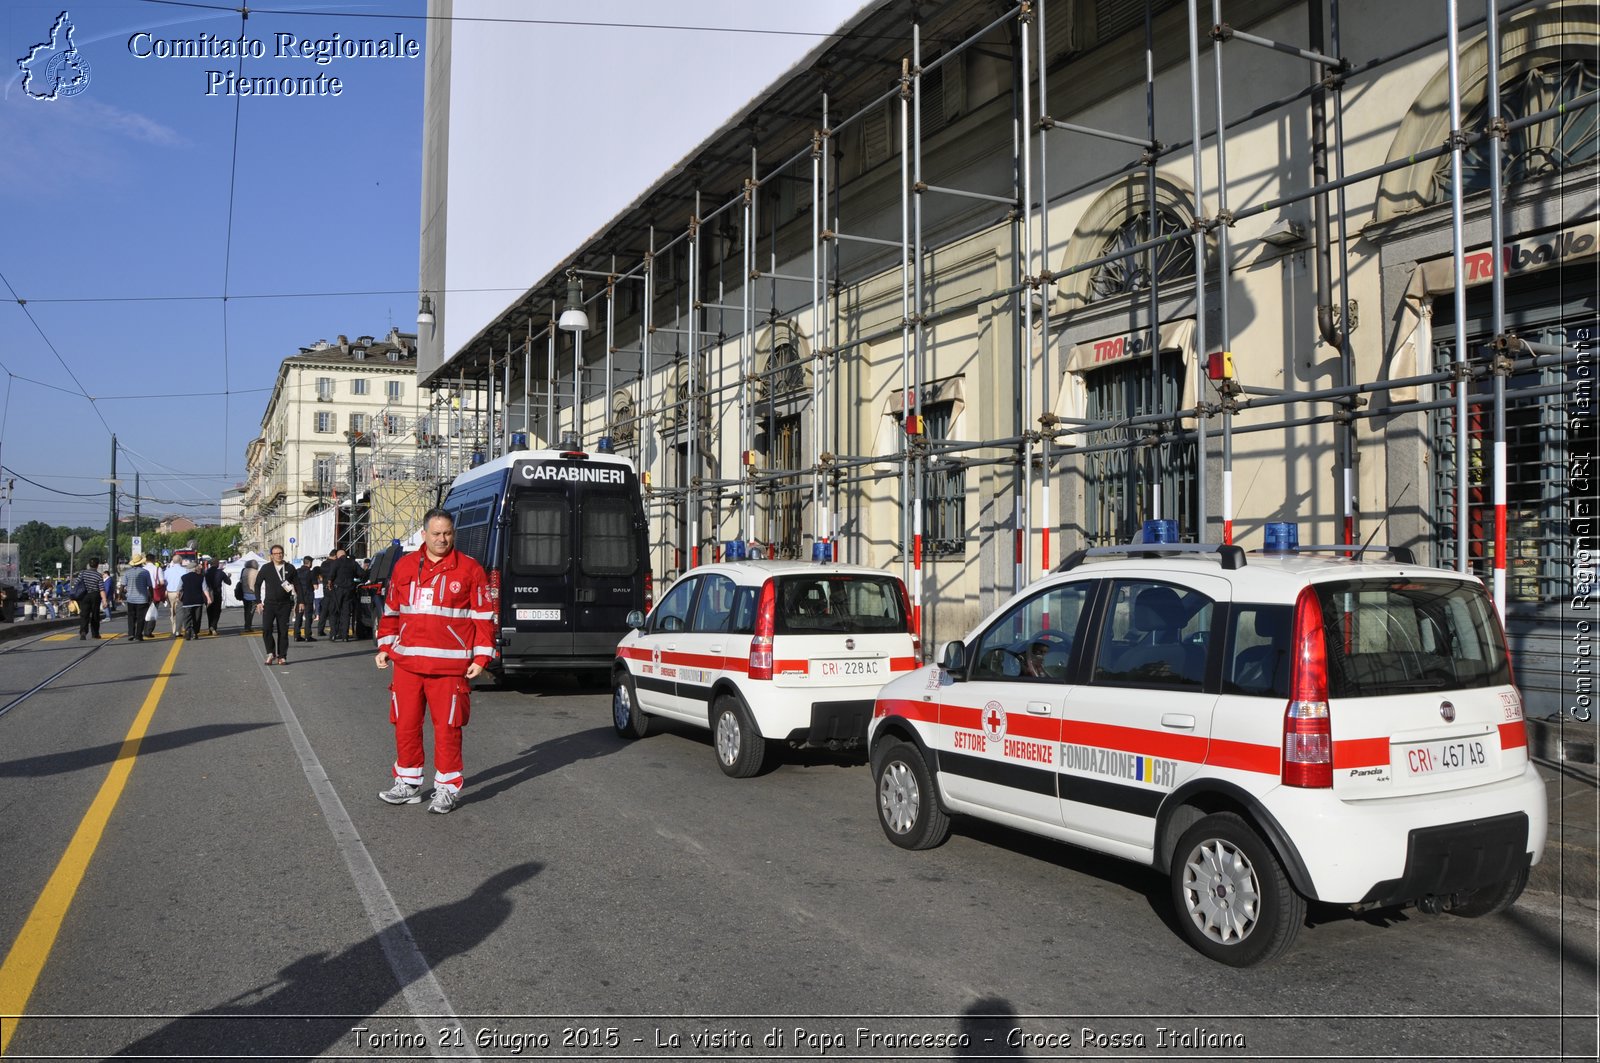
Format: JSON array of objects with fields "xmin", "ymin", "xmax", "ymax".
[
  {"xmin": 644, "ymin": 570, "xmax": 654, "ymax": 612},
  {"xmin": 897, "ymin": 580, "xmax": 920, "ymax": 659},
  {"xmin": 749, "ymin": 579, "xmax": 776, "ymax": 680},
  {"xmin": 486, "ymin": 568, "xmax": 501, "ymax": 607},
  {"xmin": 1283, "ymin": 585, "xmax": 1333, "ymax": 788}
]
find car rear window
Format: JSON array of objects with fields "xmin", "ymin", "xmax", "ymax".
[
  {"xmin": 1315, "ymin": 579, "xmax": 1511, "ymax": 697},
  {"xmin": 774, "ymin": 575, "xmax": 906, "ymax": 635}
]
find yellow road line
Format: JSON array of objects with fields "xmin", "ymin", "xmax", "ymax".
[{"xmin": 0, "ymin": 637, "xmax": 183, "ymax": 1054}]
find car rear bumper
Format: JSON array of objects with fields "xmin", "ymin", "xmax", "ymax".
[
  {"xmin": 1269, "ymin": 763, "xmax": 1548, "ymax": 904},
  {"xmin": 781, "ymin": 699, "xmax": 873, "ymax": 750}
]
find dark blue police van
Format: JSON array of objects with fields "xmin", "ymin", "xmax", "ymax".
[{"xmin": 440, "ymin": 444, "xmax": 649, "ymax": 676}]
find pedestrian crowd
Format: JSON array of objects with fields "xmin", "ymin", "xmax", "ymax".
[{"xmin": 47, "ymin": 530, "xmax": 483, "ymax": 819}]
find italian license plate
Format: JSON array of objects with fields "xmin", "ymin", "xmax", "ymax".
[
  {"xmin": 1401, "ymin": 737, "xmax": 1489, "ymax": 777},
  {"xmin": 812, "ymin": 658, "xmax": 884, "ymax": 678},
  {"xmin": 517, "ymin": 608, "xmax": 560, "ymax": 621}
]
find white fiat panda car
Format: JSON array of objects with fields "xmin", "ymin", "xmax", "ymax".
[
  {"xmin": 613, "ymin": 560, "xmax": 919, "ymax": 776},
  {"xmin": 867, "ymin": 530, "xmax": 1547, "ymax": 966}
]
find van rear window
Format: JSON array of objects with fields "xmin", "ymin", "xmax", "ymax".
[
  {"xmin": 1314, "ymin": 579, "xmax": 1511, "ymax": 697},
  {"xmin": 580, "ymin": 495, "xmax": 637, "ymax": 577},
  {"xmin": 511, "ymin": 493, "xmax": 566, "ymax": 574},
  {"xmin": 774, "ymin": 575, "xmax": 906, "ymax": 635}
]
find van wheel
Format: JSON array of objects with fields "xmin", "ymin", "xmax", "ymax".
[
  {"xmin": 1450, "ymin": 864, "xmax": 1529, "ymax": 918},
  {"xmin": 871, "ymin": 740, "xmax": 950, "ymax": 850},
  {"xmin": 712, "ymin": 696, "xmax": 766, "ymax": 778},
  {"xmin": 1171, "ymin": 812, "xmax": 1305, "ymax": 967},
  {"xmin": 612, "ymin": 671, "xmax": 650, "ymax": 739}
]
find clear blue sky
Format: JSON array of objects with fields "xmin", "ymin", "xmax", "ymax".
[{"xmin": 0, "ymin": 0, "xmax": 863, "ymax": 534}]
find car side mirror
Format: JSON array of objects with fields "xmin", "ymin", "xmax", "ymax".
[
  {"xmin": 625, "ymin": 610, "xmax": 645, "ymax": 630},
  {"xmin": 938, "ymin": 640, "xmax": 968, "ymax": 680}
]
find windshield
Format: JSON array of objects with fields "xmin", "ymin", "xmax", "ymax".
[{"xmin": 1314, "ymin": 579, "xmax": 1511, "ymax": 697}]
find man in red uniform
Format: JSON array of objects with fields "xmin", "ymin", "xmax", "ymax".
[{"xmin": 374, "ymin": 508, "xmax": 497, "ymax": 814}]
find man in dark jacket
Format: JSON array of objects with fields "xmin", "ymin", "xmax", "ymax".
[
  {"xmin": 202, "ymin": 558, "xmax": 231, "ymax": 636},
  {"xmin": 178, "ymin": 561, "xmax": 210, "ymax": 640},
  {"xmin": 73, "ymin": 559, "xmax": 106, "ymax": 640},
  {"xmin": 292, "ymin": 556, "xmax": 318, "ymax": 642},
  {"xmin": 326, "ymin": 547, "xmax": 358, "ymax": 641}
]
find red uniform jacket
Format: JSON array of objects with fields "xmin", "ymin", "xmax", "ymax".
[{"xmin": 376, "ymin": 548, "xmax": 497, "ymax": 675}]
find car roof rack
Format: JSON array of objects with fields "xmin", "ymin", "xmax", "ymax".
[
  {"xmin": 1258, "ymin": 544, "xmax": 1417, "ymax": 564},
  {"xmin": 1056, "ymin": 542, "xmax": 1247, "ymax": 573}
]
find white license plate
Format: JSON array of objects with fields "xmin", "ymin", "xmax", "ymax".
[
  {"xmin": 516, "ymin": 608, "xmax": 560, "ymax": 621},
  {"xmin": 811, "ymin": 658, "xmax": 884, "ymax": 678},
  {"xmin": 1401, "ymin": 737, "xmax": 1489, "ymax": 777}
]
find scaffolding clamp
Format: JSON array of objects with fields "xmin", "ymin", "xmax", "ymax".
[
  {"xmin": 1486, "ymin": 115, "xmax": 1511, "ymax": 143},
  {"xmin": 1448, "ymin": 360, "xmax": 1475, "ymax": 384},
  {"xmin": 1445, "ymin": 128, "xmax": 1471, "ymax": 152},
  {"xmin": 1018, "ymin": 1, "xmax": 1034, "ymax": 25},
  {"xmin": 1140, "ymin": 142, "xmax": 1164, "ymax": 167},
  {"xmin": 1211, "ymin": 22, "xmax": 1233, "ymax": 43},
  {"xmin": 1489, "ymin": 333, "xmax": 1518, "ymax": 376},
  {"xmin": 811, "ymin": 131, "xmax": 823, "ymax": 158},
  {"xmin": 1215, "ymin": 208, "xmax": 1236, "ymax": 228},
  {"xmin": 1038, "ymin": 114, "xmax": 1056, "ymax": 132},
  {"xmin": 1323, "ymin": 59, "xmax": 1352, "ymax": 91},
  {"xmin": 899, "ymin": 59, "xmax": 912, "ymax": 101}
]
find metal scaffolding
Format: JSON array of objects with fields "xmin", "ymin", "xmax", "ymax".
[{"xmin": 428, "ymin": 0, "xmax": 1594, "ymax": 711}]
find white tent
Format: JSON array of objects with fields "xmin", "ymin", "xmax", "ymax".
[{"xmin": 220, "ymin": 551, "xmax": 266, "ymax": 609}]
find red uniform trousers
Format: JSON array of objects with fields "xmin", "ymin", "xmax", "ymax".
[{"xmin": 388, "ymin": 665, "xmax": 471, "ymax": 793}]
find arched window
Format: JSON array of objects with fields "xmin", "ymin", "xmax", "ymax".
[
  {"xmin": 1430, "ymin": 57, "xmax": 1598, "ymax": 201},
  {"xmin": 1086, "ymin": 204, "xmax": 1196, "ymax": 302},
  {"xmin": 1055, "ymin": 175, "xmax": 1203, "ymax": 315},
  {"xmin": 1376, "ymin": 2, "xmax": 1599, "ymax": 220}
]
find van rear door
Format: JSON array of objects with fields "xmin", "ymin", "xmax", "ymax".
[
  {"xmin": 504, "ymin": 489, "xmax": 576, "ymax": 660},
  {"xmin": 573, "ymin": 488, "xmax": 644, "ymax": 659}
]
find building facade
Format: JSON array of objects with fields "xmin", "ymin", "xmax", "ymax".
[
  {"xmin": 421, "ymin": 0, "xmax": 1595, "ymax": 717},
  {"xmin": 241, "ymin": 329, "xmax": 442, "ymax": 558}
]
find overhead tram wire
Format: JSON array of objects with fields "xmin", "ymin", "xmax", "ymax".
[
  {"xmin": 20, "ymin": 285, "xmax": 533, "ymax": 305},
  {"xmin": 130, "ymin": 0, "xmax": 916, "ymax": 47},
  {"xmin": 0, "ymin": 270, "xmax": 116, "ymax": 439},
  {"xmin": 215, "ymin": 6, "xmax": 251, "ymax": 485}
]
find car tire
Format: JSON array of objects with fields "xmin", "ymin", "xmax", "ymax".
[
  {"xmin": 712, "ymin": 695, "xmax": 767, "ymax": 778},
  {"xmin": 1171, "ymin": 812, "xmax": 1305, "ymax": 967},
  {"xmin": 612, "ymin": 670, "xmax": 651, "ymax": 740},
  {"xmin": 871, "ymin": 740, "xmax": 950, "ymax": 850},
  {"xmin": 1449, "ymin": 864, "xmax": 1529, "ymax": 918}
]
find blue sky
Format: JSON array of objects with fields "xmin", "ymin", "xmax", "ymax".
[{"xmin": 0, "ymin": 0, "xmax": 863, "ymax": 533}]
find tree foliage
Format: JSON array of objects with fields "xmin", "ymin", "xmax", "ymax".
[{"xmin": 12, "ymin": 520, "xmax": 242, "ymax": 579}]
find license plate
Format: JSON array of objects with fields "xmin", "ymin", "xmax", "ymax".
[
  {"xmin": 516, "ymin": 608, "xmax": 560, "ymax": 621},
  {"xmin": 812, "ymin": 658, "xmax": 884, "ymax": 678},
  {"xmin": 1401, "ymin": 737, "xmax": 1488, "ymax": 777}
]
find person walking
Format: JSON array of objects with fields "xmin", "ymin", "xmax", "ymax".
[
  {"xmin": 240, "ymin": 559, "xmax": 260, "ymax": 632},
  {"xmin": 162, "ymin": 556, "xmax": 186, "ymax": 637},
  {"xmin": 374, "ymin": 509, "xmax": 495, "ymax": 815},
  {"xmin": 257, "ymin": 546, "xmax": 297, "ymax": 664},
  {"xmin": 292, "ymin": 556, "xmax": 318, "ymax": 642},
  {"xmin": 202, "ymin": 558, "xmax": 231, "ymax": 636},
  {"xmin": 324, "ymin": 548, "xmax": 354, "ymax": 641},
  {"xmin": 121, "ymin": 553, "xmax": 154, "ymax": 641},
  {"xmin": 73, "ymin": 558, "xmax": 107, "ymax": 640},
  {"xmin": 178, "ymin": 561, "xmax": 210, "ymax": 640}
]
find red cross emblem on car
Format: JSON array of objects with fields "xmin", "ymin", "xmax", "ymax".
[{"xmin": 982, "ymin": 701, "xmax": 1007, "ymax": 741}]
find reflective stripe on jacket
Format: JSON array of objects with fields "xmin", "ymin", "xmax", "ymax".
[{"xmin": 376, "ymin": 548, "xmax": 496, "ymax": 675}]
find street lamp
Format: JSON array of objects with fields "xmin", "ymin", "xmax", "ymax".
[
  {"xmin": 344, "ymin": 430, "xmax": 371, "ymax": 555},
  {"xmin": 416, "ymin": 293, "xmax": 436, "ymax": 328}
]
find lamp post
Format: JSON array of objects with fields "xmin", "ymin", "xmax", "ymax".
[
  {"xmin": 558, "ymin": 270, "xmax": 589, "ymax": 444},
  {"xmin": 344, "ymin": 430, "xmax": 371, "ymax": 556}
]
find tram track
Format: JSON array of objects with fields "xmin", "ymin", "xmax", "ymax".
[{"xmin": 0, "ymin": 635, "xmax": 115, "ymax": 720}]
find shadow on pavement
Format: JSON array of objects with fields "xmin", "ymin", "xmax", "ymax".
[
  {"xmin": 467, "ymin": 727, "xmax": 623, "ymax": 805},
  {"xmin": 111, "ymin": 861, "xmax": 543, "ymax": 1060},
  {"xmin": 0, "ymin": 723, "xmax": 277, "ymax": 778}
]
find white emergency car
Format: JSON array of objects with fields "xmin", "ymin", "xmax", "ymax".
[
  {"xmin": 613, "ymin": 560, "xmax": 919, "ymax": 777},
  {"xmin": 866, "ymin": 532, "xmax": 1547, "ymax": 966}
]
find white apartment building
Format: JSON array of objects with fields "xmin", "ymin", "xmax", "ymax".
[{"xmin": 241, "ymin": 329, "xmax": 437, "ymax": 557}]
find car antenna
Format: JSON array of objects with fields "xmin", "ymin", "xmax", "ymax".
[{"xmin": 1357, "ymin": 481, "xmax": 1409, "ymax": 556}]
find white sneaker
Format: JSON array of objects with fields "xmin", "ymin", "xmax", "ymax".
[
  {"xmin": 427, "ymin": 788, "xmax": 459, "ymax": 815},
  {"xmin": 378, "ymin": 781, "xmax": 422, "ymax": 805}
]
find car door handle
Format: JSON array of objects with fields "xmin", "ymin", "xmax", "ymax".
[
  {"xmin": 1026, "ymin": 701, "xmax": 1052, "ymax": 715},
  {"xmin": 666, "ymin": 643, "xmax": 677, "ymax": 651},
  {"xmin": 1161, "ymin": 713, "xmax": 1196, "ymax": 730},
  {"xmin": 708, "ymin": 645, "xmax": 722, "ymax": 653}
]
